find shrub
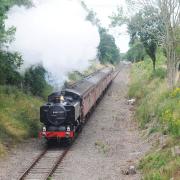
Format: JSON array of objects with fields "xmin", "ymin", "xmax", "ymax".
[
  {"xmin": 129, "ymin": 50, "xmax": 180, "ymax": 179},
  {"xmin": 0, "ymin": 85, "xmax": 44, "ymax": 156},
  {"xmin": 24, "ymin": 65, "xmax": 52, "ymax": 98}
]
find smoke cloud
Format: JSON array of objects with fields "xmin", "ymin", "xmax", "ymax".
[{"xmin": 6, "ymin": 0, "xmax": 100, "ymax": 87}]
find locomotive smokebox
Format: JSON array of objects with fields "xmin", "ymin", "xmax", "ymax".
[{"xmin": 40, "ymin": 104, "xmax": 67, "ymax": 126}]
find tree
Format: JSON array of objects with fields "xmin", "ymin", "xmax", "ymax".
[
  {"xmin": 0, "ymin": 0, "xmax": 31, "ymax": 48},
  {"xmin": 125, "ymin": 41, "xmax": 146, "ymax": 62},
  {"xmin": 98, "ymin": 28, "xmax": 120, "ymax": 64},
  {"xmin": 81, "ymin": 2, "xmax": 120, "ymax": 65},
  {"xmin": 125, "ymin": 0, "xmax": 180, "ymax": 88},
  {"xmin": 0, "ymin": 50, "xmax": 23, "ymax": 85},
  {"xmin": 110, "ymin": 6, "xmax": 162, "ymax": 70},
  {"xmin": 24, "ymin": 65, "xmax": 52, "ymax": 97},
  {"xmin": 159, "ymin": 0, "xmax": 180, "ymax": 88},
  {"xmin": 0, "ymin": 0, "xmax": 32, "ymax": 87}
]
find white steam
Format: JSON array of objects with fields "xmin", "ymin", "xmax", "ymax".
[{"xmin": 6, "ymin": 0, "xmax": 99, "ymax": 87}]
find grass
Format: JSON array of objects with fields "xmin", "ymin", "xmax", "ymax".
[
  {"xmin": 128, "ymin": 50, "xmax": 180, "ymax": 179},
  {"xmin": 0, "ymin": 85, "xmax": 44, "ymax": 156},
  {"xmin": 95, "ymin": 140, "xmax": 109, "ymax": 154},
  {"xmin": 139, "ymin": 140, "xmax": 180, "ymax": 180}
]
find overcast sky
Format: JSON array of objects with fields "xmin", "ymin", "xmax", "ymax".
[{"xmin": 83, "ymin": 0, "xmax": 130, "ymax": 53}]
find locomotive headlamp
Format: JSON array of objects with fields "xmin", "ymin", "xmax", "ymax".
[
  {"xmin": 43, "ymin": 127, "xmax": 46, "ymax": 132},
  {"xmin": 60, "ymin": 95, "xmax": 64, "ymax": 102},
  {"xmin": 67, "ymin": 126, "xmax": 70, "ymax": 132}
]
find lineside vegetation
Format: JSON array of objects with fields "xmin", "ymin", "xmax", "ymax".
[
  {"xmin": 128, "ymin": 49, "xmax": 180, "ymax": 179},
  {"xmin": 0, "ymin": 86, "xmax": 43, "ymax": 156}
]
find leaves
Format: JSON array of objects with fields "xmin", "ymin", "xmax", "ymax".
[
  {"xmin": 24, "ymin": 65, "xmax": 52, "ymax": 97},
  {"xmin": 98, "ymin": 28, "xmax": 120, "ymax": 64},
  {"xmin": 125, "ymin": 40, "xmax": 146, "ymax": 62},
  {"xmin": 109, "ymin": 7, "xmax": 128, "ymax": 27}
]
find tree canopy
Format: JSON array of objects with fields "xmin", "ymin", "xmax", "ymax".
[
  {"xmin": 81, "ymin": 1, "xmax": 120, "ymax": 65},
  {"xmin": 125, "ymin": 41, "xmax": 146, "ymax": 62},
  {"xmin": 110, "ymin": 5, "xmax": 163, "ymax": 70},
  {"xmin": 98, "ymin": 28, "xmax": 120, "ymax": 64},
  {"xmin": 0, "ymin": 0, "xmax": 52, "ymax": 98}
]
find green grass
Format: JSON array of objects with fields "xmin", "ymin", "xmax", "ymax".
[
  {"xmin": 139, "ymin": 141, "xmax": 180, "ymax": 180},
  {"xmin": 0, "ymin": 85, "xmax": 44, "ymax": 156},
  {"xmin": 128, "ymin": 50, "xmax": 180, "ymax": 179}
]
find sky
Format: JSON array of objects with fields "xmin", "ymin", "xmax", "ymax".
[{"xmin": 83, "ymin": 0, "xmax": 130, "ymax": 53}]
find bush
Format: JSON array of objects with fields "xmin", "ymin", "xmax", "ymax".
[
  {"xmin": 0, "ymin": 85, "xmax": 44, "ymax": 156},
  {"xmin": 139, "ymin": 148, "xmax": 180, "ymax": 180},
  {"xmin": 0, "ymin": 51, "xmax": 23, "ymax": 86},
  {"xmin": 24, "ymin": 65, "xmax": 53, "ymax": 98},
  {"xmin": 129, "ymin": 49, "xmax": 180, "ymax": 179}
]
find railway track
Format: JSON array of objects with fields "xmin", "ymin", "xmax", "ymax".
[
  {"xmin": 18, "ymin": 147, "xmax": 69, "ymax": 180},
  {"xmin": 113, "ymin": 69, "xmax": 120, "ymax": 80},
  {"xmin": 18, "ymin": 69, "xmax": 120, "ymax": 180}
]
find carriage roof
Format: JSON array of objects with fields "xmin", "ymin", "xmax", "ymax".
[{"xmin": 65, "ymin": 67, "xmax": 113, "ymax": 97}]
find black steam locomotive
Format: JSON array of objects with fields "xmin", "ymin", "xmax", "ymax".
[{"xmin": 39, "ymin": 67, "xmax": 114, "ymax": 143}]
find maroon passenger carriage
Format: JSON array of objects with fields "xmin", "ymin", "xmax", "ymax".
[{"xmin": 39, "ymin": 67, "xmax": 114, "ymax": 144}]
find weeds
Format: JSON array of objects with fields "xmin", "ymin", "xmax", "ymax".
[
  {"xmin": 0, "ymin": 85, "xmax": 43, "ymax": 156},
  {"xmin": 128, "ymin": 51, "xmax": 180, "ymax": 179},
  {"xmin": 95, "ymin": 140, "xmax": 109, "ymax": 154}
]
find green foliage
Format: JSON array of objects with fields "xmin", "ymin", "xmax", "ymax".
[
  {"xmin": 129, "ymin": 51, "xmax": 180, "ymax": 136},
  {"xmin": 129, "ymin": 49, "xmax": 180, "ymax": 179},
  {"xmin": 0, "ymin": 0, "xmax": 35, "ymax": 89},
  {"xmin": 0, "ymin": 85, "xmax": 43, "ymax": 156},
  {"xmin": 125, "ymin": 41, "xmax": 146, "ymax": 62},
  {"xmin": 66, "ymin": 60, "xmax": 107, "ymax": 85},
  {"xmin": 139, "ymin": 151, "xmax": 171, "ymax": 170},
  {"xmin": 81, "ymin": 2, "xmax": 120, "ymax": 65},
  {"xmin": 139, "ymin": 148, "xmax": 180, "ymax": 180},
  {"xmin": 24, "ymin": 65, "xmax": 53, "ymax": 98},
  {"xmin": 128, "ymin": 6, "xmax": 162, "ymax": 70},
  {"xmin": 0, "ymin": 50, "xmax": 23, "ymax": 86},
  {"xmin": 98, "ymin": 28, "xmax": 120, "ymax": 65},
  {"xmin": 66, "ymin": 71, "xmax": 84, "ymax": 85},
  {"xmin": 111, "ymin": 5, "xmax": 164, "ymax": 70},
  {"xmin": 95, "ymin": 140, "xmax": 109, "ymax": 154},
  {"xmin": 0, "ymin": 0, "xmax": 31, "ymax": 47}
]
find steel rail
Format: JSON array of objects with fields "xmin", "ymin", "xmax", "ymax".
[
  {"xmin": 45, "ymin": 147, "xmax": 70, "ymax": 180},
  {"xmin": 18, "ymin": 148, "xmax": 48, "ymax": 180},
  {"xmin": 113, "ymin": 69, "xmax": 120, "ymax": 80},
  {"xmin": 18, "ymin": 148, "xmax": 70, "ymax": 180}
]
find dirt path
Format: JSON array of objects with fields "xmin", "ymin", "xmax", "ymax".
[
  {"xmin": 53, "ymin": 64, "xmax": 150, "ymax": 180},
  {"xmin": 0, "ymin": 64, "xmax": 150, "ymax": 180}
]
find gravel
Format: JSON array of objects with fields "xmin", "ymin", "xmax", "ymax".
[
  {"xmin": 0, "ymin": 64, "xmax": 151, "ymax": 180},
  {"xmin": 0, "ymin": 139, "xmax": 46, "ymax": 180}
]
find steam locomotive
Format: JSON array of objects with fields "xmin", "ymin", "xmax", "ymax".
[{"xmin": 39, "ymin": 67, "xmax": 114, "ymax": 143}]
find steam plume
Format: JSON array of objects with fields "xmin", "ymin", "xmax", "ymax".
[{"xmin": 6, "ymin": 0, "xmax": 100, "ymax": 87}]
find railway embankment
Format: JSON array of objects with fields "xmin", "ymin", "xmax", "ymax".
[
  {"xmin": 128, "ymin": 53, "xmax": 180, "ymax": 179},
  {"xmin": 0, "ymin": 85, "xmax": 43, "ymax": 156}
]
